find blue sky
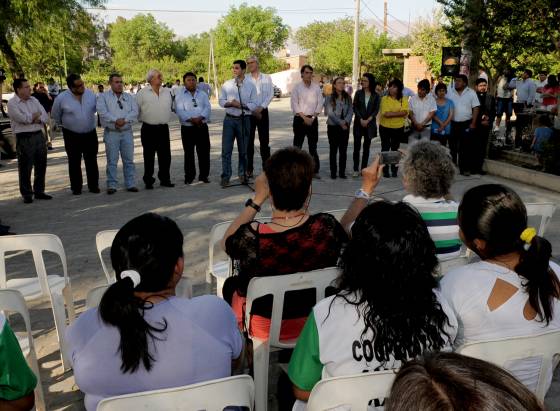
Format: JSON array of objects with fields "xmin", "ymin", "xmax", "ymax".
[{"xmin": 89, "ymin": 0, "xmax": 438, "ymax": 37}]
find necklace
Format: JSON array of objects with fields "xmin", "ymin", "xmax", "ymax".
[
  {"xmin": 271, "ymin": 212, "xmax": 306, "ymax": 221},
  {"xmin": 268, "ymin": 214, "xmax": 308, "ymax": 228}
]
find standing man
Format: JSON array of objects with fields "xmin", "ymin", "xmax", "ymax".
[
  {"xmin": 176, "ymin": 72, "xmax": 211, "ymax": 184},
  {"xmin": 198, "ymin": 77, "xmax": 211, "ymax": 96},
  {"xmin": 218, "ymin": 59, "xmax": 257, "ymax": 187},
  {"xmin": 474, "ymin": 78, "xmax": 496, "ymax": 175},
  {"xmin": 96, "ymin": 73, "xmax": 139, "ymax": 194},
  {"xmin": 246, "ymin": 56, "xmax": 273, "ymax": 178},
  {"xmin": 7, "ymin": 78, "xmax": 52, "ymax": 203},
  {"xmin": 290, "ymin": 65, "xmax": 323, "ymax": 178},
  {"xmin": 136, "ymin": 69, "xmax": 175, "ymax": 189},
  {"xmin": 513, "ymin": 69, "xmax": 537, "ymax": 147},
  {"xmin": 408, "ymin": 79, "xmax": 437, "ymax": 143},
  {"xmin": 52, "ymin": 74, "xmax": 99, "ymax": 195},
  {"xmin": 447, "ymin": 74, "xmax": 480, "ymax": 176}
]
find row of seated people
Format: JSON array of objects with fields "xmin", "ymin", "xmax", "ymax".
[{"xmin": 2, "ymin": 143, "xmax": 558, "ymax": 410}]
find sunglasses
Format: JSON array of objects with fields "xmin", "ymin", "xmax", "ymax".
[
  {"xmin": 117, "ymin": 100, "xmax": 123, "ymax": 110},
  {"xmin": 192, "ymin": 98, "xmax": 198, "ymax": 108}
]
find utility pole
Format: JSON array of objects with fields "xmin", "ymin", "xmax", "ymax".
[
  {"xmin": 209, "ymin": 34, "xmax": 219, "ymax": 99},
  {"xmin": 352, "ymin": 0, "xmax": 360, "ymax": 96},
  {"xmin": 384, "ymin": 0, "xmax": 388, "ymax": 34}
]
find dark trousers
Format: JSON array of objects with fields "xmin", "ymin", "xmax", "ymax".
[
  {"xmin": 430, "ymin": 132, "xmax": 449, "ymax": 147},
  {"xmin": 473, "ymin": 125, "xmax": 491, "ymax": 173},
  {"xmin": 513, "ymin": 103, "xmax": 529, "ymax": 148},
  {"xmin": 379, "ymin": 125, "xmax": 403, "ymax": 175},
  {"xmin": 451, "ymin": 120, "xmax": 474, "ymax": 173},
  {"xmin": 327, "ymin": 125, "xmax": 349, "ymax": 177},
  {"xmin": 181, "ymin": 124, "xmax": 210, "ymax": 182},
  {"xmin": 16, "ymin": 131, "xmax": 47, "ymax": 197},
  {"xmin": 353, "ymin": 126, "xmax": 372, "ymax": 172},
  {"xmin": 62, "ymin": 128, "xmax": 99, "ymax": 192},
  {"xmin": 292, "ymin": 116, "xmax": 320, "ymax": 173},
  {"xmin": 247, "ymin": 108, "xmax": 270, "ymax": 173},
  {"xmin": 141, "ymin": 123, "xmax": 171, "ymax": 185}
]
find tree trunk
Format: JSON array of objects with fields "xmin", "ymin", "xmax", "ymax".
[{"xmin": 0, "ymin": 31, "xmax": 24, "ymax": 79}]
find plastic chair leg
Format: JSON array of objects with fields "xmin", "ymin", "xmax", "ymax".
[
  {"xmin": 51, "ymin": 292, "xmax": 71, "ymax": 371},
  {"xmin": 252, "ymin": 338, "xmax": 271, "ymax": 411}
]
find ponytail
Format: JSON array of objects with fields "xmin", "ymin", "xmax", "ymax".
[
  {"xmin": 99, "ymin": 276, "xmax": 167, "ymax": 373},
  {"xmin": 515, "ymin": 235, "xmax": 560, "ymax": 324}
]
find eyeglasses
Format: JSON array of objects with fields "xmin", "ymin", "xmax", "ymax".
[
  {"xmin": 117, "ymin": 100, "xmax": 123, "ymax": 110},
  {"xmin": 192, "ymin": 98, "xmax": 198, "ymax": 108}
]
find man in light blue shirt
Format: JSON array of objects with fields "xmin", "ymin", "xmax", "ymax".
[
  {"xmin": 51, "ymin": 74, "xmax": 99, "ymax": 194},
  {"xmin": 218, "ymin": 60, "xmax": 257, "ymax": 187},
  {"xmin": 96, "ymin": 73, "xmax": 139, "ymax": 194},
  {"xmin": 176, "ymin": 72, "xmax": 211, "ymax": 184}
]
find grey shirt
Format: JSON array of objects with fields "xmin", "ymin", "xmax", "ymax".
[
  {"xmin": 324, "ymin": 96, "xmax": 353, "ymax": 126},
  {"xmin": 51, "ymin": 89, "xmax": 97, "ymax": 133},
  {"xmin": 96, "ymin": 90, "xmax": 139, "ymax": 132}
]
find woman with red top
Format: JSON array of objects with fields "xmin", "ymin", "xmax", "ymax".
[
  {"xmin": 542, "ymin": 75, "xmax": 560, "ymax": 111},
  {"xmin": 222, "ymin": 147, "xmax": 348, "ymax": 340}
]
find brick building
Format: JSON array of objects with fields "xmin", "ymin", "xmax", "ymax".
[{"xmin": 382, "ymin": 48, "xmax": 431, "ymax": 90}]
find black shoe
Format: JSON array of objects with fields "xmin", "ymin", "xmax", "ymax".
[
  {"xmin": 339, "ymin": 174, "xmax": 347, "ymax": 179},
  {"xmin": 185, "ymin": 179, "xmax": 193, "ymax": 185},
  {"xmin": 160, "ymin": 181, "xmax": 175, "ymax": 188},
  {"xmin": 145, "ymin": 183, "xmax": 154, "ymax": 189},
  {"xmin": 127, "ymin": 187, "xmax": 139, "ymax": 192},
  {"xmin": 89, "ymin": 188, "xmax": 101, "ymax": 194},
  {"xmin": 330, "ymin": 174, "xmax": 337, "ymax": 179},
  {"xmin": 72, "ymin": 190, "xmax": 82, "ymax": 195},
  {"xmin": 463, "ymin": 171, "xmax": 471, "ymax": 177},
  {"xmin": 221, "ymin": 178, "xmax": 230, "ymax": 187},
  {"xmin": 199, "ymin": 178, "xmax": 210, "ymax": 184},
  {"xmin": 107, "ymin": 188, "xmax": 117, "ymax": 195},
  {"xmin": 313, "ymin": 173, "xmax": 321, "ymax": 180},
  {"xmin": 23, "ymin": 196, "xmax": 33, "ymax": 204},
  {"xmin": 34, "ymin": 193, "xmax": 53, "ymax": 200},
  {"xmin": 239, "ymin": 175, "xmax": 248, "ymax": 185},
  {"xmin": 246, "ymin": 171, "xmax": 254, "ymax": 179},
  {"xmin": 383, "ymin": 171, "xmax": 390, "ymax": 178},
  {"xmin": 391, "ymin": 172, "xmax": 398, "ymax": 178}
]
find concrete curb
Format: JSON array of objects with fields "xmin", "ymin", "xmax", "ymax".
[{"xmin": 484, "ymin": 159, "xmax": 560, "ymax": 193}]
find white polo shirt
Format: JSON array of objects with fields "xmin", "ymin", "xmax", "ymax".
[
  {"xmin": 409, "ymin": 94, "xmax": 437, "ymax": 125},
  {"xmin": 448, "ymin": 87, "xmax": 480, "ymax": 122}
]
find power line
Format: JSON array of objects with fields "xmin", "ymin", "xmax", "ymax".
[
  {"xmin": 360, "ymin": 0, "xmax": 406, "ymax": 37},
  {"xmin": 86, "ymin": 6, "xmax": 354, "ymax": 15}
]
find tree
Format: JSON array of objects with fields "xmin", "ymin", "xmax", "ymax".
[
  {"xmin": 0, "ymin": 0, "xmax": 105, "ymax": 78},
  {"xmin": 213, "ymin": 4, "xmax": 289, "ymax": 81},
  {"xmin": 437, "ymin": 0, "xmax": 560, "ymax": 84},
  {"xmin": 410, "ymin": 10, "xmax": 451, "ymax": 76}
]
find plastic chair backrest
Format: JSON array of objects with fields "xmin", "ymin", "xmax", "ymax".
[
  {"xmin": 95, "ymin": 230, "xmax": 118, "ymax": 284},
  {"xmin": 525, "ymin": 203, "xmax": 556, "ymax": 237},
  {"xmin": 0, "ymin": 289, "xmax": 46, "ymax": 411},
  {"xmin": 96, "ymin": 375, "xmax": 255, "ymax": 411},
  {"xmin": 457, "ymin": 330, "xmax": 560, "ymax": 401},
  {"xmin": 306, "ymin": 370, "xmax": 396, "ymax": 411},
  {"xmin": 245, "ymin": 267, "xmax": 340, "ymax": 348},
  {"xmin": 86, "ymin": 285, "xmax": 109, "ymax": 309},
  {"xmin": 207, "ymin": 221, "xmax": 232, "ymax": 279},
  {"xmin": 0, "ymin": 234, "xmax": 70, "ymax": 297}
]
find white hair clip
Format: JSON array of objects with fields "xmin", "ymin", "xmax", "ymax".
[{"xmin": 120, "ymin": 270, "xmax": 141, "ymax": 288}]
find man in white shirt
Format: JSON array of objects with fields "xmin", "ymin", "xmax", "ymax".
[
  {"xmin": 218, "ymin": 59, "xmax": 257, "ymax": 187},
  {"xmin": 136, "ymin": 69, "xmax": 175, "ymax": 189},
  {"xmin": 447, "ymin": 74, "xmax": 480, "ymax": 176},
  {"xmin": 246, "ymin": 56, "xmax": 273, "ymax": 179},
  {"xmin": 290, "ymin": 65, "xmax": 324, "ymax": 178},
  {"xmin": 197, "ymin": 77, "xmax": 211, "ymax": 96},
  {"xmin": 535, "ymin": 71, "xmax": 548, "ymax": 105},
  {"xmin": 408, "ymin": 79, "xmax": 437, "ymax": 143},
  {"xmin": 176, "ymin": 72, "xmax": 211, "ymax": 184},
  {"xmin": 7, "ymin": 78, "xmax": 52, "ymax": 203}
]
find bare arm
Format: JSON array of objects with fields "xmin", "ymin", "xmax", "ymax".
[{"xmin": 0, "ymin": 393, "xmax": 35, "ymax": 411}]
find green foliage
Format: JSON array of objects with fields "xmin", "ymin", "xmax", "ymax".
[
  {"xmin": 437, "ymin": 0, "xmax": 560, "ymax": 83},
  {"xmin": 294, "ymin": 19, "xmax": 404, "ymax": 83},
  {"xmin": 410, "ymin": 10, "xmax": 451, "ymax": 76}
]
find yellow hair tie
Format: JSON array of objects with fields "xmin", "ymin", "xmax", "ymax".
[{"xmin": 520, "ymin": 227, "xmax": 537, "ymax": 244}]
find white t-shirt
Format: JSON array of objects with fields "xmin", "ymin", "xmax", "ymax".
[
  {"xmin": 496, "ymin": 77, "xmax": 514, "ymax": 99},
  {"xmin": 447, "ymin": 87, "xmax": 480, "ymax": 122},
  {"xmin": 409, "ymin": 94, "xmax": 437, "ymax": 126},
  {"xmin": 440, "ymin": 261, "xmax": 560, "ymax": 392},
  {"xmin": 66, "ymin": 295, "xmax": 243, "ymax": 411}
]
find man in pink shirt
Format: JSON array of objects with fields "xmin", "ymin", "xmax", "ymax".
[
  {"xmin": 290, "ymin": 65, "xmax": 324, "ymax": 178},
  {"xmin": 7, "ymin": 78, "xmax": 52, "ymax": 203}
]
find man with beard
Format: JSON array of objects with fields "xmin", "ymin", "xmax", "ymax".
[{"xmin": 473, "ymin": 78, "xmax": 495, "ymax": 175}]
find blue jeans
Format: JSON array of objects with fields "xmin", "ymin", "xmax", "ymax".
[
  {"xmin": 221, "ymin": 116, "xmax": 250, "ymax": 180},
  {"xmin": 104, "ymin": 129, "xmax": 136, "ymax": 189}
]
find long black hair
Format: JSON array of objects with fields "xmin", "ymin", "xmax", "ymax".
[
  {"xmin": 334, "ymin": 201, "xmax": 451, "ymax": 365},
  {"xmin": 387, "ymin": 78, "xmax": 404, "ymax": 101},
  {"xmin": 459, "ymin": 184, "xmax": 559, "ymax": 324},
  {"xmin": 362, "ymin": 72, "xmax": 376, "ymax": 94},
  {"xmin": 98, "ymin": 213, "xmax": 184, "ymax": 373}
]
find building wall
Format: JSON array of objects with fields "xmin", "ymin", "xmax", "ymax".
[
  {"xmin": 403, "ymin": 55, "xmax": 430, "ymax": 91},
  {"xmin": 280, "ymin": 55, "xmax": 308, "ymax": 70}
]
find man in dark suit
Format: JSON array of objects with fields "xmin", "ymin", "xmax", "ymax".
[
  {"xmin": 474, "ymin": 78, "xmax": 496, "ymax": 175},
  {"xmin": 352, "ymin": 73, "xmax": 380, "ymax": 176}
]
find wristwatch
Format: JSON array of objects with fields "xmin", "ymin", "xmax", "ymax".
[
  {"xmin": 354, "ymin": 189, "xmax": 371, "ymax": 201},
  {"xmin": 245, "ymin": 198, "xmax": 261, "ymax": 212}
]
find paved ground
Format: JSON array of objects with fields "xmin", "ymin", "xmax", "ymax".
[{"xmin": 1, "ymin": 97, "xmax": 560, "ymax": 410}]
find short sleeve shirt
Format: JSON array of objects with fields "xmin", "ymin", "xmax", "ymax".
[
  {"xmin": 379, "ymin": 96, "xmax": 409, "ymax": 129},
  {"xmin": 447, "ymin": 87, "xmax": 480, "ymax": 122},
  {"xmin": 65, "ymin": 296, "xmax": 243, "ymax": 411},
  {"xmin": 0, "ymin": 314, "xmax": 37, "ymax": 401}
]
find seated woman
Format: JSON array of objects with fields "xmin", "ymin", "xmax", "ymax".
[
  {"xmin": 66, "ymin": 213, "xmax": 243, "ymax": 411},
  {"xmin": 222, "ymin": 147, "xmax": 348, "ymax": 340},
  {"xmin": 342, "ymin": 141, "xmax": 460, "ymax": 261},
  {"xmin": 288, "ymin": 195, "xmax": 457, "ymax": 403},
  {"xmin": 440, "ymin": 184, "xmax": 560, "ymax": 392},
  {"xmin": 385, "ymin": 352, "xmax": 543, "ymax": 411}
]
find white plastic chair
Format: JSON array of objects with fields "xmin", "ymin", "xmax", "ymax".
[
  {"xmin": 0, "ymin": 289, "xmax": 46, "ymax": 411},
  {"xmin": 525, "ymin": 203, "xmax": 556, "ymax": 237},
  {"xmin": 96, "ymin": 229, "xmax": 192, "ymax": 298},
  {"xmin": 457, "ymin": 330, "xmax": 560, "ymax": 401},
  {"xmin": 96, "ymin": 375, "xmax": 255, "ymax": 411},
  {"xmin": 305, "ymin": 370, "xmax": 396, "ymax": 411},
  {"xmin": 245, "ymin": 267, "xmax": 340, "ymax": 411},
  {"xmin": 86, "ymin": 284, "xmax": 109, "ymax": 309},
  {"xmin": 96, "ymin": 229, "xmax": 119, "ymax": 284},
  {"xmin": 0, "ymin": 234, "xmax": 75, "ymax": 370}
]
